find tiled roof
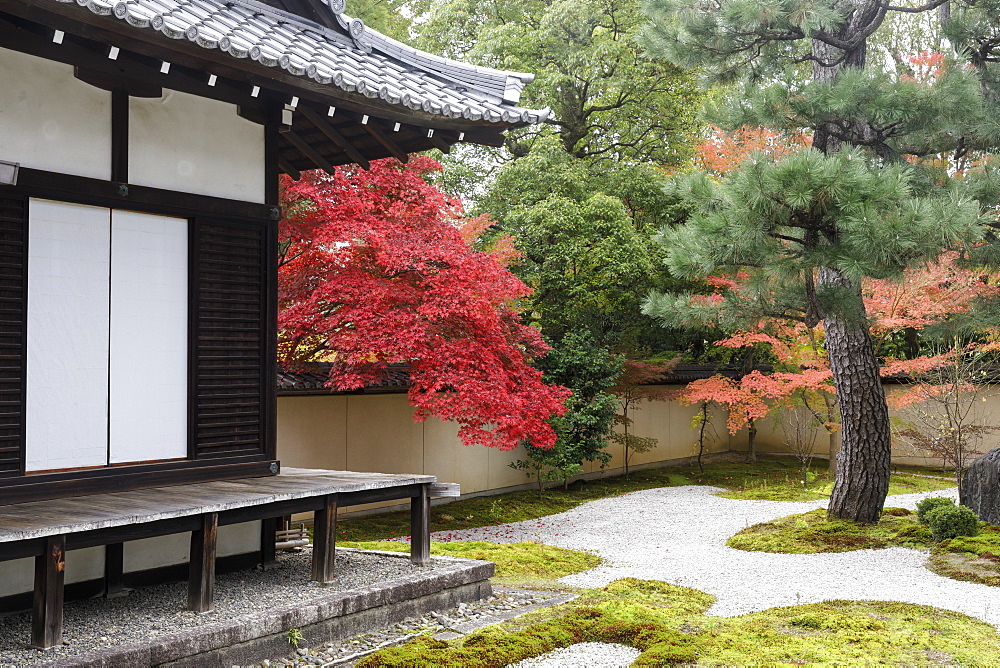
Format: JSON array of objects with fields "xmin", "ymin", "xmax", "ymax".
[
  {"xmin": 277, "ymin": 363, "xmax": 411, "ymax": 393},
  {"xmin": 54, "ymin": 0, "xmax": 550, "ymax": 125},
  {"xmin": 276, "ymin": 363, "xmax": 770, "ymax": 394}
]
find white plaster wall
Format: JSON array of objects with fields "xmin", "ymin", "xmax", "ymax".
[
  {"xmin": 0, "ymin": 547, "xmax": 105, "ymax": 598},
  {"xmin": 0, "ymin": 558, "xmax": 33, "ymax": 598},
  {"xmin": 129, "ymin": 91, "xmax": 265, "ymax": 203},
  {"xmin": 26, "ymin": 200, "xmax": 110, "ymax": 472},
  {"xmin": 0, "ymin": 48, "xmax": 112, "ymax": 180},
  {"xmin": 122, "ymin": 521, "xmax": 261, "ymax": 572},
  {"xmin": 109, "ymin": 211, "xmax": 188, "ymax": 464}
]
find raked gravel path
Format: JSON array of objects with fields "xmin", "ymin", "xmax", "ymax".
[{"xmin": 429, "ymin": 485, "xmax": 1000, "ymax": 628}]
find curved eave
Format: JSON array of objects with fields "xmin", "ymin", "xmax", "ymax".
[{"xmin": 23, "ymin": 0, "xmax": 549, "ymax": 131}]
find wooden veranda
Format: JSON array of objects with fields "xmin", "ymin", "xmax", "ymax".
[{"xmin": 0, "ymin": 468, "xmax": 449, "ymax": 649}]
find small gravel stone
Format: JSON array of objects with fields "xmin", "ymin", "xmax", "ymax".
[
  {"xmin": 253, "ymin": 587, "xmax": 560, "ymax": 667},
  {"xmin": 0, "ymin": 548, "xmax": 442, "ymax": 665},
  {"xmin": 432, "ymin": 485, "xmax": 1000, "ymax": 628},
  {"xmin": 506, "ymin": 642, "xmax": 641, "ymax": 667}
]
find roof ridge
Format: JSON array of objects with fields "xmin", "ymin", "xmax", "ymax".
[{"xmin": 223, "ymin": 0, "xmax": 536, "ymax": 104}]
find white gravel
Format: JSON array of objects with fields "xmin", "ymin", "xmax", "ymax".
[
  {"xmin": 429, "ymin": 485, "xmax": 1000, "ymax": 628},
  {"xmin": 506, "ymin": 642, "xmax": 640, "ymax": 667}
]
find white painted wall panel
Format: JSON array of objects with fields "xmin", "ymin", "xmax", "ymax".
[
  {"xmin": 124, "ymin": 534, "xmax": 191, "ymax": 572},
  {"xmin": 0, "ymin": 48, "xmax": 112, "ymax": 180},
  {"xmin": 26, "ymin": 200, "xmax": 110, "ymax": 472},
  {"xmin": 129, "ymin": 91, "xmax": 266, "ymax": 203},
  {"xmin": 109, "ymin": 211, "xmax": 188, "ymax": 464}
]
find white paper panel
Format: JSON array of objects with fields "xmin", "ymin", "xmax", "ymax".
[
  {"xmin": 129, "ymin": 90, "xmax": 266, "ymax": 203},
  {"xmin": 0, "ymin": 48, "xmax": 112, "ymax": 180},
  {"xmin": 110, "ymin": 210, "xmax": 188, "ymax": 464},
  {"xmin": 26, "ymin": 200, "xmax": 110, "ymax": 472}
]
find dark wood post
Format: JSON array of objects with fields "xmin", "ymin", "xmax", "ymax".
[
  {"xmin": 188, "ymin": 512, "xmax": 218, "ymax": 612},
  {"xmin": 410, "ymin": 484, "xmax": 430, "ymax": 566},
  {"xmin": 311, "ymin": 494, "xmax": 337, "ymax": 583},
  {"xmin": 104, "ymin": 542, "xmax": 125, "ymax": 598},
  {"xmin": 31, "ymin": 534, "xmax": 66, "ymax": 649},
  {"xmin": 260, "ymin": 517, "xmax": 278, "ymax": 570}
]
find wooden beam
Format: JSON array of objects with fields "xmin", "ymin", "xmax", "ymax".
[
  {"xmin": 110, "ymin": 87, "xmax": 128, "ymax": 183},
  {"xmin": 187, "ymin": 512, "xmax": 218, "ymax": 613},
  {"xmin": 31, "ymin": 535, "xmax": 65, "ymax": 648},
  {"xmin": 281, "ymin": 128, "xmax": 336, "ymax": 175},
  {"xmin": 427, "ymin": 133, "xmax": 452, "ymax": 154},
  {"xmin": 278, "ymin": 158, "xmax": 302, "ymax": 181},
  {"xmin": 5, "ymin": 167, "xmax": 273, "ymax": 222},
  {"xmin": 75, "ymin": 66, "xmax": 161, "ymax": 98},
  {"xmin": 297, "ymin": 106, "xmax": 371, "ymax": 170},
  {"xmin": 0, "ymin": 14, "xmax": 265, "ymax": 121},
  {"xmin": 260, "ymin": 517, "xmax": 278, "ymax": 570},
  {"xmin": 104, "ymin": 542, "xmax": 125, "ymax": 598},
  {"xmin": 410, "ymin": 484, "xmax": 430, "ymax": 566},
  {"xmin": 360, "ymin": 120, "xmax": 409, "ymax": 163},
  {"xmin": 311, "ymin": 494, "xmax": 338, "ymax": 583}
]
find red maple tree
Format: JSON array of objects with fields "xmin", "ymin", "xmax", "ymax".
[{"xmin": 278, "ymin": 157, "xmax": 569, "ymax": 451}]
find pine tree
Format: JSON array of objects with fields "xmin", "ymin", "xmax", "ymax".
[{"xmin": 641, "ymin": 0, "xmax": 1000, "ymax": 521}]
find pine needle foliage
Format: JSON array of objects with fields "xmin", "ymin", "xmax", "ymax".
[{"xmin": 639, "ymin": 0, "xmax": 1000, "ymax": 522}]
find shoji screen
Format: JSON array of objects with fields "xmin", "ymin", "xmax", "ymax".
[
  {"xmin": 26, "ymin": 200, "xmax": 110, "ymax": 472},
  {"xmin": 109, "ymin": 210, "xmax": 188, "ymax": 464},
  {"xmin": 25, "ymin": 201, "xmax": 189, "ymax": 471}
]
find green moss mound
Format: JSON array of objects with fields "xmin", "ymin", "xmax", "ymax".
[
  {"xmin": 340, "ymin": 541, "xmax": 601, "ymax": 581},
  {"xmin": 728, "ymin": 507, "xmax": 1000, "ymax": 589},
  {"xmin": 727, "ymin": 508, "xmax": 932, "ymax": 553},
  {"xmin": 357, "ymin": 579, "xmax": 708, "ymax": 667},
  {"xmin": 356, "ymin": 579, "xmax": 1000, "ymax": 666}
]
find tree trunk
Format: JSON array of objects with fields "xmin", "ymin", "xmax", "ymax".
[
  {"xmin": 696, "ymin": 403, "xmax": 708, "ymax": 473},
  {"xmin": 746, "ymin": 418, "xmax": 757, "ymax": 463},
  {"xmin": 810, "ymin": 14, "xmax": 893, "ymax": 522},
  {"xmin": 822, "ymin": 267, "xmax": 891, "ymax": 522}
]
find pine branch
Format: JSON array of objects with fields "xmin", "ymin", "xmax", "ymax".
[{"xmin": 884, "ymin": 0, "xmax": 950, "ymax": 13}]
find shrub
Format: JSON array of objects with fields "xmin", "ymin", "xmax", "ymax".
[
  {"xmin": 926, "ymin": 505, "xmax": 979, "ymax": 541},
  {"xmin": 916, "ymin": 497, "xmax": 955, "ymax": 524}
]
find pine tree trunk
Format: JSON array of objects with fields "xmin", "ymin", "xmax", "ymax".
[
  {"xmin": 811, "ymin": 20, "xmax": 892, "ymax": 522},
  {"xmin": 821, "ymin": 267, "xmax": 891, "ymax": 522}
]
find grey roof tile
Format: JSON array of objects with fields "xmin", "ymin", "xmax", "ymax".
[{"xmin": 59, "ymin": 0, "xmax": 549, "ymax": 125}]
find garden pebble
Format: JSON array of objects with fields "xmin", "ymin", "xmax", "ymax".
[
  {"xmin": 0, "ymin": 549, "xmax": 441, "ymax": 665},
  {"xmin": 506, "ymin": 642, "xmax": 641, "ymax": 667},
  {"xmin": 430, "ymin": 485, "xmax": 1000, "ymax": 628}
]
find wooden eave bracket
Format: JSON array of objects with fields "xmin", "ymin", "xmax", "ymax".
[
  {"xmin": 281, "ymin": 127, "xmax": 336, "ymax": 175},
  {"xmin": 297, "ymin": 105, "xmax": 371, "ymax": 170}
]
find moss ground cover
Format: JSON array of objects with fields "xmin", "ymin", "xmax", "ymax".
[
  {"xmin": 729, "ymin": 507, "xmax": 1000, "ymax": 587},
  {"xmin": 356, "ymin": 578, "xmax": 1000, "ymax": 666},
  {"xmin": 339, "ymin": 541, "xmax": 601, "ymax": 586},
  {"xmin": 337, "ymin": 458, "xmax": 954, "ymax": 541},
  {"xmin": 727, "ymin": 508, "xmax": 934, "ymax": 553}
]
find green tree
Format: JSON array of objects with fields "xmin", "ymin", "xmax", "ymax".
[
  {"xmin": 641, "ymin": 0, "xmax": 1000, "ymax": 521},
  {"xmin": 480, "ymin": 141, "xmax": 683, "ymax": 352},
  {"xmin": 512, "ymin": 332, "xmax": 620, "ymax": 492},
  {"xmin": 415, "ymin": 0, "xmax": 702, "ymax": 165}
]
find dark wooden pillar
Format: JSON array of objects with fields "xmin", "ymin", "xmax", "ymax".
[
  {"xmin": 410, "ymin": 484, "xmax": 431, "ymax": 566},
  {"xmin": 31, "ymin": 535, "xmax": 66, "ymax": 649},
  {"xmin": 104, "ymin": 542, "xmax": 125, "ymax": 598},
  {"xmin": 188, "ymin": 512, "xmax": 218, "ymax": 612},
  {"xmin": 311, "ymin": 494, "xmax": 337, "ymax": 583},
  {"xmin": 260, "ymin": 517, "xmax": 278, "ymax": 570}
]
